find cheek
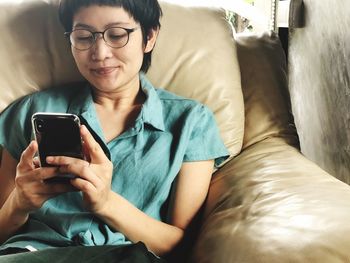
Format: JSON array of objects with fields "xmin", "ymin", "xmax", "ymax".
[
  {"xmin": 72, "ymin": 50, "xmax": 88, "ymax": 71},
  {"xmin": 123, "ymin": 43, "xmax": 146, "ymax": 66}
]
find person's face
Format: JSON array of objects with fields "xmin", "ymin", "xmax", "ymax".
[{"xmin": 70, "ymin": 5, "xmax": 157, "ymax": 94}]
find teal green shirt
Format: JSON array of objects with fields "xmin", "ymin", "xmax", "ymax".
[{"xmin": 0, "ymin": 74, "xmax": 229, "ymax": 251}]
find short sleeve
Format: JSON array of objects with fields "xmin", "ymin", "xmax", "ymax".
[
  {"xmin": 0, "ymin": 96, "xmax": 33, "ymax": 160},
  {"xmin": 183, "ymin": 104, "xmax": 229, "ymax": 168}
]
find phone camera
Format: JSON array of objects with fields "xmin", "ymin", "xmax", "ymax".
[{"xmin": 36, "ymin": 119, "xmax": 45, "ymax": 132}]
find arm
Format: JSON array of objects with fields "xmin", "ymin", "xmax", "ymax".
[
  {"xmin": 0, "ymin": 148, "xmax": 27, "ymax": 244},
  {"xmin": 48, "ymin": 125, "xmax": 214, "ymax": 255},
  {"xmin": 0, "ymin": 148, "xmax": 16, "ymax": 208},
  {"xmin": 98, "ymin": 160, "xmax": 214, "ymax": 255},
  {"xmin": 0, "ymin": 144, "xmax": 76, "ymax": 244}
]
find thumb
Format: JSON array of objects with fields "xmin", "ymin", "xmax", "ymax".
[
  {"xmin": 80, "ymin": 125, "xmax": 108, "ymax": 163},
  {"xmin": 18, "ymin": 141, "xmax": 38, "ymax": 171}
]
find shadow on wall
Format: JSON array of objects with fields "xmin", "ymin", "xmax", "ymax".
[{"xmin": 289, "ymin": 0, "xmax": 350, "ymax": 183}]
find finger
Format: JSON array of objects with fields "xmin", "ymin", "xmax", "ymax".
[
  {"xmin": 82, "ymin": 142, "xmax": 91, "ymax": 163},
  {"xmin": 58, "ymin": 162, "xmax": 100, "ymax": 187},
  {"xmin": 18, "ymin": 141, "xmax": 38, "ymax": 171},
  {"xmin": 70, "ymin": 177, "xmax": 96, "ymax": 194},
  {"xmin": 45, "ymin": 155, "xmax": 99, "ymax": 186},
  {"xmin": 42, "ymin": 183, "xmax": 78, "ymax": 195},
  {"xmin": 46, "ymin": 155, "xmax": 88, "ymax": 167},
  {"xmin": 33, "ymin": 157, "xmax": 40, "ymax": 168},
  {"xmin": 80, "ymin": 125, "xmax": 108, "ymax": 163},
  {"xmin": 34, "ymin": 167, "xmax": 60, "ymax": 181}
]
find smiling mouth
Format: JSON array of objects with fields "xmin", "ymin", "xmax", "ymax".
[{"xmin": 91, "ymin": 67, "xmax": 117, "ymax": 75}]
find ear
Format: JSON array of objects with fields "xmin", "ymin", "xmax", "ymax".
[{"xmin": 144, "ymin": 27, "xmax": 159, "ymax": 53}]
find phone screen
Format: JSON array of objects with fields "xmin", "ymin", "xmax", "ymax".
[{"xmin": 32, "ymin": 113, "xmax": 84, "ymax": 167}]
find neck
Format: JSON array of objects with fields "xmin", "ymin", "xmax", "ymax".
[{"xmin": 92, "ymin": 77, "xmax": 145, "ymax": 111}]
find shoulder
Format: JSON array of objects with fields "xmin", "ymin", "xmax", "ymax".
[
  {"xmin": 156, "ymin": 88, "xmax": 209, "ymax": 114},
  {"xmin": 0, "ymin": 82, "xmax": 86, "ymax": 134},
  {"xmin": 5, "ymin": 82, "xmax": 87, "ymax": 114},
  {"xmin": 154, "ymin": 88, "xmax": 216, "ymax": 131},
  {"xmin": 0, "ymin": 83, "xmax": 87, "ymax": 159},
  {"xmin": 30, "ymin": 83, "xmax": 85, "ymax": 106},
  {"xmin": 156, "ymin": 88, "xmax": 193, "ymax": 103},
  {"xmin": 140, "ymin": 74, "xmax": 216, "ymax": 129}
]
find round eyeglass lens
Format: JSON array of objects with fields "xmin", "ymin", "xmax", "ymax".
[
  {"xmin": 71, "ymin": 30, "xmax": 94, "ymax": 50},
  {"xmin": 105, "ymin": 27, "xmax": 129, "ymax": 48}
]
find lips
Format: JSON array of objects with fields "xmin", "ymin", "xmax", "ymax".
[{"xmin": 91, "ymin": 67, "xmax": 118, "ymax": 76}]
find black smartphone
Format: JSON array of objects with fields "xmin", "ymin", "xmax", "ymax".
[{"xmin": 31, "ymin": 112, "xmax": 85, "ymax": 183}]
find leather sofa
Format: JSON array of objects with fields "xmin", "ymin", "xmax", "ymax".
[{"xmin": 1, "ymin": 1, "xmax": 350, "ymax": 262}]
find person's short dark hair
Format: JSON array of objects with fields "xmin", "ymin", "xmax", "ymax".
[{"xmin": 58, "ymin": 0, "xmax": 162, "ymax": 73}]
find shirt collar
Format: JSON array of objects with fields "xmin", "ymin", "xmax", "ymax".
[
  {"xmin": 68, "ymin": 73, "xmax": 165, "ymax": 132},
  {"xmin": 139, "ymin": 73, "xmax": 165, "ymax": 131},
  {"xmin": 67, "ymin": 83, "xmax": 93, "ymax": 117}
]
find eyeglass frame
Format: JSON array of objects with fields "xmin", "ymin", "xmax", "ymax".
[{"xmin": 64, "ymin": 26, "xmax": 139, "ymax": 51}]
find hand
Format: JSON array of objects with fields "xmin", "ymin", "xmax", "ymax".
[
  {"xmin": 13, "ymin": 141, "xmax": 77, "ymax": 214},
  {"xmin": 46, "ymin": 125, "xmax": 114, "ymax": 214}
]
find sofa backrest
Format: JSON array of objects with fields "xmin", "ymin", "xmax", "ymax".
[
  {"xmin": 0, "ymin": 0, "xmax": 244, "ymax": 160},
  {"xmin": 235, "ymin": 33, "xmax": 299, "ymax": 150}
]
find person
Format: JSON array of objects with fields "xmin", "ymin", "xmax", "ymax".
[{"xmin": 0, "ymin": 0, "xmax": 229, "ymax": 261}]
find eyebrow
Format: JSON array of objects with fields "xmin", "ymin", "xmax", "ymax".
[{"xmin": 73, "ymin": 22, "xmax": 132, "ymax": 30}]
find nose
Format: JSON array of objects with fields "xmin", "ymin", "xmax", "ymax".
[{"xmin": 91, "ymin": 34, "xmax": 113, "ymax": 61}]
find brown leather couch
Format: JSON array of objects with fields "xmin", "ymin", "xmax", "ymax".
[{"xmin": 1, "ymin": 1, "xmax": 350, "ymax": 262}]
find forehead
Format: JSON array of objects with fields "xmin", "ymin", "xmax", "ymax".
[{"xmin": 72, "ymin": 5, "xmax": 136, "ymax": 29}]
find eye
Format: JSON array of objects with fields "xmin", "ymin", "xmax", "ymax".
[
  {"xmin": 72, "ymin": 30, "xmax": 93, "ymax": 42},
  {"xmin": 77, "ymin": 37, "xmax": 93, "ymax": 42},
  {"xmin": 109, "ymin": 34, "xmax": 124, "ymax": 40},
  {"xmin": 106, "ymin": 28, "xmax": 128, "ymax": 40}
]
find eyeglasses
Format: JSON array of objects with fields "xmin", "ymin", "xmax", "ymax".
[{"xmin": 64, "ymin": 27, "xmax": 139, "ymax": 51}]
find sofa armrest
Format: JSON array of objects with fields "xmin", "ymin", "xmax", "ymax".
[{"xmin": 193, "ymin": 137, "xmax": 350, "ymax": 263}]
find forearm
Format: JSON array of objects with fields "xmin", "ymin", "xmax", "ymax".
[
  {"xmin": 96, "ymin": 191, "xmax": 184, "ymax": 256},
  {"xmin": 0, "ymin": 190, "xmax": 29, "ymax": 244}
]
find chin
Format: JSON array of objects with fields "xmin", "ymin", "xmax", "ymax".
[
  {"xmin": 87, "ymin": 76, "xmax": 117, "ymax": 89},
  {"xmin": 91, "ymin": 82, "xmax": 118, "ymax": 92}
]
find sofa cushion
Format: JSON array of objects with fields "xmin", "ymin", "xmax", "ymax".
[
  {"xmin": 0, "ymin": 0, "xmax": 244, "ymax": 158},
  {"xmin": 234, "ymin": 32, "xmax": 298, "ymax": 149}
]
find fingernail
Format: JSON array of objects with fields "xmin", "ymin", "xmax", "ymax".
[{"xmin": 46, "ymin": 156, "xmax": 54, "ymax": 163}]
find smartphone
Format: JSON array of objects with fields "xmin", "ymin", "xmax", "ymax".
[{"xmin": 31, "ymin": 112, "xmax": 84, "ymax": 182}]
